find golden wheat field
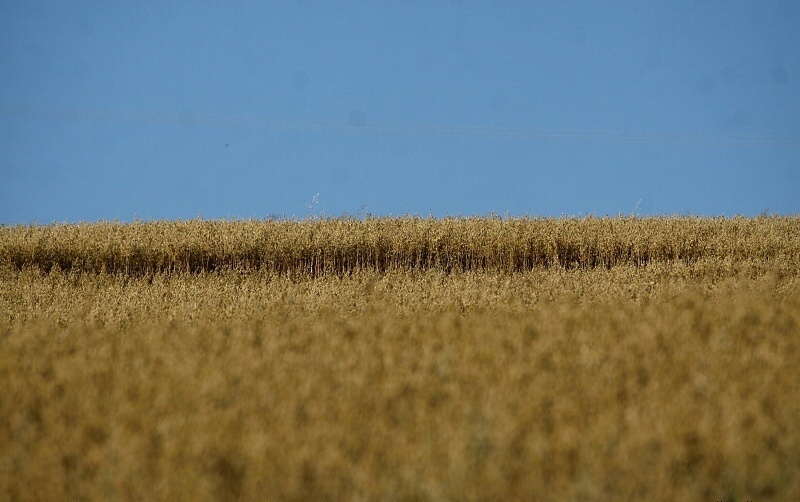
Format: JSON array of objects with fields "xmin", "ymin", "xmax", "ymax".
[{"xmin": 1, "ymin": 216, "xmax": 799, "ymax": 501}]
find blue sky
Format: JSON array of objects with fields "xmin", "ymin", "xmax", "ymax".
[{"xmin": 1, "ymin": 1, "xmax": 798, "ymax": 223}]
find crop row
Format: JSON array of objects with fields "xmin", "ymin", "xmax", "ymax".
[{"xmin": 1, "ymin": 216, "xmax": 798, "ymax": 275}]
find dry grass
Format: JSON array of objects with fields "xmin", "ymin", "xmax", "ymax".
[
  {"xmin": 2, "ymin": 215, "xmax": 798, "ymax": 275},
  {"xmin": 1, "ymin": 216, "xmax": 799, "ymax": 500}
]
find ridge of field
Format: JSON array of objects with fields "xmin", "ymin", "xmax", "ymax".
[
  {"xmin": 2, "ymin": 216, "xmax": 799, "ymax": 275},
  {"xmin": 1, "ymin": 217, "xmax": 799, "ymax": 500}
]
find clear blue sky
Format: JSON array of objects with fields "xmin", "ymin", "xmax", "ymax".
[{"xmin": 2, "ymin": 1, "xmax": 798, "ymax": 223}]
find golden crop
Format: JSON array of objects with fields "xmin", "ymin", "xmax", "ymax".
[
  {"xmin": 1, "ymin": 216, "xmax": 799, "ymax": 500},
  {"xmin": 2, "ymin": 215, "xmax": 798, "ymax": 275}
]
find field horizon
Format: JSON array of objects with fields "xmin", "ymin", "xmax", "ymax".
[
  {"xmin": 2, "ymin": 216, "xmax": 799, "ymax": 500},
  {"xmin": 3, "ymin": 214, "xmax": 799, "ymax": 275}
]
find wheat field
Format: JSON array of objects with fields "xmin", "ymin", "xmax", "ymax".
[{"xmin": 1, "ymin": 216, "xmax": 799, "ymax": 501}]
